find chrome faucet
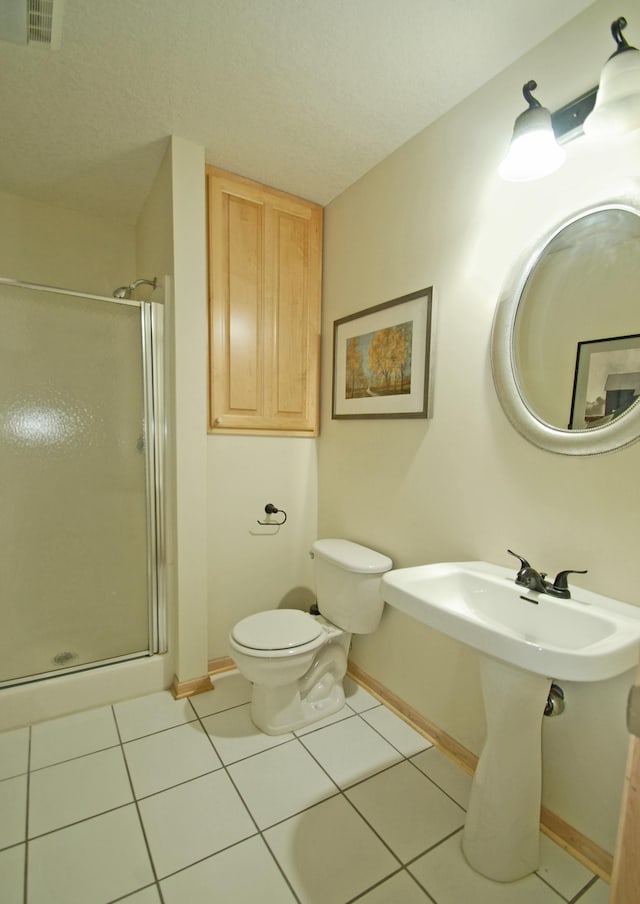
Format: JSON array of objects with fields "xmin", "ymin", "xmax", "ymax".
[{"xmin": 507, "ymin": 550, "xmax": 587, "ymax": 599}]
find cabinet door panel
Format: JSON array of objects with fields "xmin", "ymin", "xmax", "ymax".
[
  {"xmin": 271, "ymin": 209, "xmax": 312, "ymax": 421},
  {"xmin": 227, "ymin": 195, "xmax": 262, "ymax": 413},
  {"xmin": 208, "ymin": 166, "xmax": 321, "ymax": 435}
]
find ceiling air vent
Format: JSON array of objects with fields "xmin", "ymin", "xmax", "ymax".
[{"xmin": 0, "ymin": 0, "xmax": 63, "ymax": 49}]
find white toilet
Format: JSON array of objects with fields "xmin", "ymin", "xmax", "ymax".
[{"xmin": 229, "ymin": 538, "xmax": 392, "ymax": 735}]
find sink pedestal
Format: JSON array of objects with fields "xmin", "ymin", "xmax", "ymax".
[{"xmin": 462, "ymin": 655, "xmax": 551, "ymax": 882}]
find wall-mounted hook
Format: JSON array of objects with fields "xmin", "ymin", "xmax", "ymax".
[{"xmin": 257, "ymin": 503, "xmax": 287, "ymax": 526}]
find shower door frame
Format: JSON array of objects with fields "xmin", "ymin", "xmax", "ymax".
[{"xmin": 0, "ymin": 277, "xmax": 167, "ymax": 686}]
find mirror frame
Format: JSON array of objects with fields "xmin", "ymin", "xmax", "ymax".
[{"xmin": 491, "ymin": 199, "xmax": 640, "ymax": 455}]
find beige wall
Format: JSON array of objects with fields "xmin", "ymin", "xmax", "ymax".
[
  {"xmin": 207, "ymin": 436, "xmax": 318, "ymax": 656},
  {"xmin": 0, "ymin": 190, "xmax": 135, "ymax": 295},
  {"xmin": 162, "ymin": 137, "xmax": 210, "ymax": 683},
  {"xmin": 319, "ymin": 0, "xmax": 640, "ymax": 854}
]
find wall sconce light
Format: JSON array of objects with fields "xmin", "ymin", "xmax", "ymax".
[
  {"xmin": 584, "ymin": 16, "xmax": 640, "ymax": 137},
  {"xmin": 498, "ymin": 80, "xmax": 566, "ymax": 182},
  {"xmin": 500, "ymin": 15, "xmax": 640, "ymax": 181}
]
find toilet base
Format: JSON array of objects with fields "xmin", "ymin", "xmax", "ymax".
[
  {"xmin": 249, "ymin": 640, "xmax": 349, "ymax": 735},
  {"xmin": 251, "ymin": 680, "xmax": 346, "ymax": 735}
]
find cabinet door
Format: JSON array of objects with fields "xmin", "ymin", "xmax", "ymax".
[{"xmin": 207, "ymin": 167, "xmax": 322, "ymax": 435}]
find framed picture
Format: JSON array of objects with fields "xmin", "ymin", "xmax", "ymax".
[
  {"xmin": 569, "ymin": 333, "xmax": 640, "ymax": 429},
  {"xmin": 332, "ymin": 287, "xmax": 433, "ymax": 420}
]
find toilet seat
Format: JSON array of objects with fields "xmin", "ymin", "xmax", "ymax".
[{"xmin": 231, "ymin": 609, "xmax": 323, "ymax": 652}]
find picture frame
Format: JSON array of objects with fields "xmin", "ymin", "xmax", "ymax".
[
  {"xmin": 569, "ymin": 332, "xmax": 640, "ymax": 429},
  {"xmin": 332, "ymin": 287, "xmax": 433, "ymax": 420}
]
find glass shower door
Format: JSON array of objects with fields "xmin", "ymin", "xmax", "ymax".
[{"xmin": 0, "ymin": 284, "xmax": 160, "ymax": 685}]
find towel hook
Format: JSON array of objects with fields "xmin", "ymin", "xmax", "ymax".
[{"xmin": 257, "ymin": 503, "xmax": 287, "ymax": 526}]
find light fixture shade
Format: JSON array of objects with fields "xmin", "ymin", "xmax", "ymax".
[
  {"xmin": 499, "ymin": 96, "xmax": 566, "ymax": 182},
  {"xmin": 584, "ymin": 16, "xmax": 640, "ymax": 137}
]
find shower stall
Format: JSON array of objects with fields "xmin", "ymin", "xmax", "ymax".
[{"xmin": 0, "ymin": 277, "xmax": 165, "ymax": 687}]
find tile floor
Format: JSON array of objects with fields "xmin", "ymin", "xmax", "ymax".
[{"xmin": 0, "ymin": 671, "xmax": 611, "ymax": 904}]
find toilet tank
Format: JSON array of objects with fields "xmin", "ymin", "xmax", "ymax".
[{"xmin": 311, "ymin": 539, "xmax": 392, "ymax": 634}]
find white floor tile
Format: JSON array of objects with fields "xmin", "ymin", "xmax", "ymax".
[
  {"xmin": 299, "ymin": 716, "xmax": 402, "ymax": 788},
  {"xmin": 411, "ymin": 746, "xmax": 473, "ymax": 809},
  {"xmin": 121, "ymin": 886, "xmax": 162, "ymax": 903},
  {"xmin": 124, "ymin": 721, "xmax": 222, "ymax": 798},
  {"xmin": 346, "ymin": 761, "xmax": 465, "ymax": 862},
  {"xmin": 264, "ymin": 794, "xmax": 399, "ymax": 904},
  {"xmin": 200, "ymin": 703, "xmax": 293, "ymax": 764},
  {"xmin": 0, "ymin": 727, "xmax": 29, "ymax": 780},
  {"xmin": 29, "ymin": 746, "xmax": 132, "ymax": 836},
  {"xmin": 189, "ymin": 671, "xmax": 252, "ymax": 718},
  {"xmin": 0, "ymin": 775, "xmax": 27, "ymax": 848},
  {"xmin": 228, "ymin": 739, "xmax": 338, "ymax": 829},
  {"xmin": 0, "ymin": 844, "xmax": 24, "ymax": 904},
  {"xmin": 355, "ymin": 870, "xmax": 431, "ymax": 903},
  {"xmin": 2, "ymin": 685, "xmax": 601, "ymax": 904},
  {"xmin": 343, "ymin": 676, "xmax": 381, "ymax": 712},
  {"xmin": 536, "ymin": 833, "xmax": 595, "ymax": 899},
  {"xmin": 27, "ymin": 804, "xmax": 154, "ymax": 904},
  {"xmin": 138, "ymin": 771, "xmax": 256, "ymax": 878},
  {"xmin": 577, "ymin": 878, "xmax": 611, "ymax": 903},
  {"xmin": 361, "ymin": 705, "xmax": 432, "ymax": 756},
  {"xmin": 409, "ymin": 834, "xmax": 564, "ymax": 903},
  {"xmin": 161, "ymin": 835, "xmax": 297, "ymax": 903},
  {"xmin": 113, "ymin": 691, "xmax": 196, "ymax": 742},
  {"xmin": 30, "ymin": 706, "xmax": 118, "ymax": 769}
]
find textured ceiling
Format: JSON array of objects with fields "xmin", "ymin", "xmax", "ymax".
[{"xmin": 0, "ymin": 0, "xmax": 596, "ymax": 224}]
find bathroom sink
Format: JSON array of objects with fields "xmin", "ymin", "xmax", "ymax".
[{"xmin": 381, "ymin": 561, "xmax": 640, "ymax": 681}]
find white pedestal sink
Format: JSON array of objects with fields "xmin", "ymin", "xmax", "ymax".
[
  {"xmin": 462, "ymin": 656, "xmax": 550, "ymax": 881},
  {"xmin": 381, "ymin": 561, "xmax": 640, "ymax": 882}
]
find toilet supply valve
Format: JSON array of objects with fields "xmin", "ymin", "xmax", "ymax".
[{"xmin": 257, "ymin": 503, "xmax": 288, "ymax": 526}]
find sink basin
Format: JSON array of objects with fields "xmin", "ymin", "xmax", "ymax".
[
  {"xmin": 381, "ymin": 561, "xmax": 640, "ymax": 682},
  {"xmin": 382, "ymin": 560, "xmax": 640, "ymax": 881}
]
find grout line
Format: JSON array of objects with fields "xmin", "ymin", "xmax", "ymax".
[
  {"xmin": 185, "ymin": 694, "xmax": 303, "ymax": 903},
  {"xmin": 406, "ymin": 754, "xmax": 469, "ymax": 812},
  {"xmin": 406, "ymin": 866, "xmax": 443, "ymax": 904},
  {"xmin": 195, "ymin": 677, "xmax": 471, "ymax": 902},
  {"xmin": 342, "ymin": 866, "xmax": 404, "ymax": 903},
  {"xmin": 345, "ymin": 866, "xmax": 439, "ymax": 904},
  {"xmin": 15, "ymin": 674, "xmax": 601, "ymax": 904},
  {"xmin": 27, "ymin": 741, "xmax": 122, "ymax": 775},
  {"xmin": 107, "ymin": 882, "xmax": 163, "ymax": 903},
  {"xmin": 25, "ymin": 802, "xmax": 142, "ymax": 842},
  {"xmin": 356, "ymin": 708, "xmax": 432, "ymax": 761},
  {"xmin": 290, "ymin": 714, "xmax": 406, "ymax": 879},
  {"xmin": 187, "ymin": 698, "xmax": 252, "ymax": 720},
  {"xmin": 111, "ymin": 703, "xmax": 166, "ymax": 904},
  {"xmin": 192, "ymin": 686, "xmax": 409, "ymax": 901},
  {"xmin": 259, "ymin": 835, "xmax": 304, "ymax": 904},
  {"xmin": 536, "ymin": 868, "xmax": 574, "ymax": 902},
  {"xmin": 403, "ymin": 826, "xmax": 465, "ymax": 870},
  {"xmin": 568, "ymin": 874, "xmax": 601, "ymax": 903},
  {"xmin": 23, "ymin": 724, "xmax": 31, "ymax": 904}
]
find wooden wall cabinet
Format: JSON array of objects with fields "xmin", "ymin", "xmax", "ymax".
[{"xmin": 206, "ymin": 166, "xmax": 322, "ymax": 436}]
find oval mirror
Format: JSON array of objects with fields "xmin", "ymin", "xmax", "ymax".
[{"xmin": 491, "ymin": 202, "xmax": 640, "ymax": 455}]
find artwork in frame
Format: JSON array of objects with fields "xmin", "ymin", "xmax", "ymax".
[
  {"xmin": 569, "ymin": 332, "xmax": 640, "ymax": 429},
  {"xmin": 332, "ymin": 287, "xmax": 433, "ymax": 420}
]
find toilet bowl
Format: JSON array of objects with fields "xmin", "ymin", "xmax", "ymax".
[{"xmin": 229, "ymin": 539, "xmax": 392, "ymax": 735}]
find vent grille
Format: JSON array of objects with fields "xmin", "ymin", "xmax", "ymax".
[
  {"xmin": 28, "ymin": 0, "xmax": 54, "ymax": 44},
  {"xmin": 24, "ymin": 0, "xmax": 63, "ymax": 49}
]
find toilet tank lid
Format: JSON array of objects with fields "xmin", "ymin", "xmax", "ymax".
[{"xmin": 311, "ymin": 539, "xmax": 392, "ymax": 574}]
